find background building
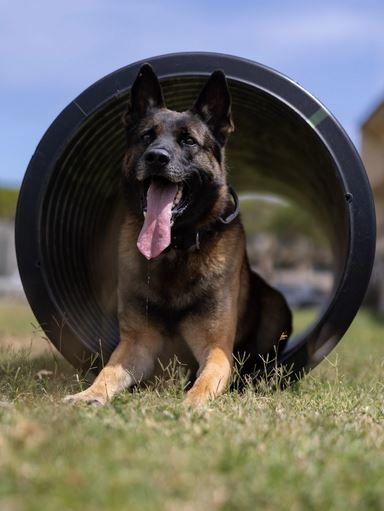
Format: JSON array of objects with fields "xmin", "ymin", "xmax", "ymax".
[{"xmin": 361, "ymin": 98, "xmax": 384, "ymax": 314}]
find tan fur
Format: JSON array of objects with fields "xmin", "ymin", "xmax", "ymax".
[{"xmin": 64, "ymin": 66, "xmax": 291, "ymax": 408}]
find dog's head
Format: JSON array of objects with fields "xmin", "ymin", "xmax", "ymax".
[{"xmin": 122, "ymin": 64, "xmax": 234, "ymax": 258}]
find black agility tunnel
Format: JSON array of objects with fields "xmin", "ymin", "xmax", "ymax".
[{"xmin": 16, "ymin": 52, "xmax": 376, "ymax": 376}]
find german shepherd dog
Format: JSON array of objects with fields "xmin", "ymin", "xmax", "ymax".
[{"xmin": 64, "ymin": 64, "xmax": 292, "ymax": 406}]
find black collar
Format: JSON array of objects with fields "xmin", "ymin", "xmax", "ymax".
[{"xmin": 170, "ymin": 185, "xmax": 240, "ymax": 251}]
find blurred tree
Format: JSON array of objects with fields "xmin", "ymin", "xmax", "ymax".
[
  {"xmin": 0, "ymin": 188, "xmax": 18, "ymax": 219},
  {"xmin": 240, "ymin": 197, "xmax": 328, "ymax": 247}
]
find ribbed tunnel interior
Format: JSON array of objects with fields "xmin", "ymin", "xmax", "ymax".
[{"xmin": 38, "ymin": 76, "xmax": 349, "ymax": 364}]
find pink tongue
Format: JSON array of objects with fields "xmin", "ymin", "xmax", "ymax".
[{"xmin": 137, "ymin": 180, "xmax": 178, "ymax": 259}]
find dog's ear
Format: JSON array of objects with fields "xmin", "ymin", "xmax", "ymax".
[
  {"xmin": 192, "ymin": 70, "xmax": 234, "ymax": 145},
  {"xmin": 125, "ymin": 64, "xmax": 165, "ymax": 123}
]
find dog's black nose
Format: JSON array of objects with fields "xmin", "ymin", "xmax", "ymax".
[{"xmin": 145, "ymin": 148, "xmax": 170, "ymax": 167}]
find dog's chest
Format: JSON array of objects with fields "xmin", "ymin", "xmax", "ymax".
[
  {"xmin": 149, "ymin": 257, "xmax": 211, "ymax": 307},
  {"xmin": 119, "ymin": 250, "xmax": 217, "ymax": 328}
]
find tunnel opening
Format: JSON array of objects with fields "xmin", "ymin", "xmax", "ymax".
[
  {"xmin": 240, "ymin": 193, "xmax": 334, "ymax": 337},
  {"xmin": 16, "ymin": 53, "xmax": 375, "ymax": 375}
]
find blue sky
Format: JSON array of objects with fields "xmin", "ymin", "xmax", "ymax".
[{"xmin": 1, "ymin": 0, "xmax": 384, "ymax": 187}]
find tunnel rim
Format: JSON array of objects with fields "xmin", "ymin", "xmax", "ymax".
[{"xmin": 15, "ymin": 51, "xmax": 376, "ymax": 373}]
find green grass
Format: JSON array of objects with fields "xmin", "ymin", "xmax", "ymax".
[
  {"xmin": 0, "ymin": 187, "xmax": 19, "ymax": 219},
  {"xmin": 0, "ymin": 298, "xmax": 37, "ymax": 339},
  {"xmin": 0, "ymin": 300, "xmax": 383, "ymax": 511}
]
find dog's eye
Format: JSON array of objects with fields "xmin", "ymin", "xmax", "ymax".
[
  {"xmin": 141, "ymin": 132, "xmax": 153, "ymax": 144},
  {"xmin": 181, "ymin": 136, "xmax": 197, "ymax": 146}
]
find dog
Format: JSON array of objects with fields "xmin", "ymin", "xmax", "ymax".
[{"xmin": 64, "ymin": 64, "xmax": 292, "ymax": 406}]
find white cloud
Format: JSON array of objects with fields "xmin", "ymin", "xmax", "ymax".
[
  {"xmin": 1, "ymin": 1, "xmax": 383, "ymax": 91},
  {"xmin": 1, "ymin": 0, "xmax": 383, "ymax": 182},
  {"xmin": 252, "ymin": 7, "xmax": 384, "ymax": 48}
]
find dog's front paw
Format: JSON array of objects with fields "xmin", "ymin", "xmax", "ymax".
[
  {"xmin": 183, "ymin": 388, "xmax": 211, "ymax": 408},
  {"xmin": 62, "ymin": 390, "xmax": 107, "ymax": 407}
]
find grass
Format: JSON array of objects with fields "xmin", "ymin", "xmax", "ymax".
[
  {"xmin": 0, "ymin": 298, "xmax": 38, "ymax": 338},
  {"xmin": 0, "ymin": 187, "xmax": 19, "ymax": 219},
  {"xmin": 0, "ymin": 298, "xmax": 383, "ymax": 511}
]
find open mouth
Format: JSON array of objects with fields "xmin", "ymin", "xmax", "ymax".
[
  {"xmin": 137, "ymin": 176, "xmax": 192, "ymax": 259},
  {"xmin": 141, "ymin": 176, "xmax": 190, "ymax": 224}
]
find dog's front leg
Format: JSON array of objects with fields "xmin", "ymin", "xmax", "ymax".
[
  {"xmin": 182, "ymin": 315, "xmax": 235, "ymax": 407},
  {"xmin": 63, "ymin": 326, "xmax": 162, "ymax": 406}
]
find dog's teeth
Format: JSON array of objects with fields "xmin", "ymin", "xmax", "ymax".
[
  {"xmin": 143, "ymin": 211, "xmax": 147, "ymax": 218},
  {"xmin": 174, "ymin": 187, "xmax": 183, "ymax": 206}
]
